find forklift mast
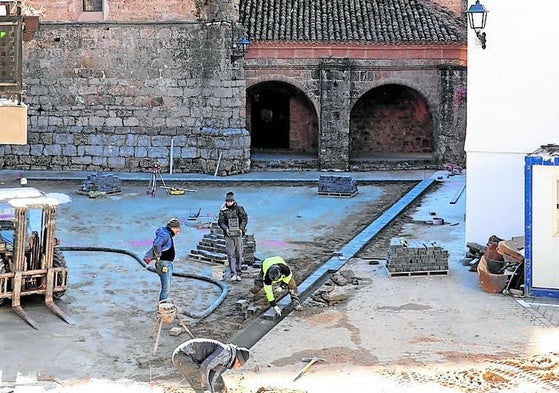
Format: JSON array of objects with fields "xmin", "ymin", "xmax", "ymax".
[{"xmin": 0, "ymin": 187, "xmax": 74, "ymax": 329}]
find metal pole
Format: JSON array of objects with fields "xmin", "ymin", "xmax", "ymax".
[
  {"xmin": 214, "ymin": 151, "xmax": 223, "ymax": 177},
  {"xmin": 169, "ymin": 138, "xmax": 174, "ymax": 174}
]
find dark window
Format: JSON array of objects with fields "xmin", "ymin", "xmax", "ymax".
[{"xmin": 83, "ymin": 0, "xmax": 102, "ymax": 12}]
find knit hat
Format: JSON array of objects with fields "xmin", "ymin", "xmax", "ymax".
[
  {"xmin": 167, "ymin": 218, "xmax": 181, "ymax": 228},
  {"xmin": 225, "ymin": 192, "xmax": 235, "ymax": 202}
]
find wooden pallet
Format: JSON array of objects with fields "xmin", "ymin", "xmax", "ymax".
[
  {"xmin": 318, "ymin": 190, "xmax": 359, "ymax": 198},
  {"xmin": 186, "ymin": 254, "xmax": 227, "ymax": 265},
  {"xmin": 77, "ymin": 188, "xmax": 122, "ymax": 196},
  {"xmin": 388, "ymin": 269, "xmax": 449, "ymax": 277}
]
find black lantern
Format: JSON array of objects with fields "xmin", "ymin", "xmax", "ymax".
[
  {"xmin": 466, "ymin": 0, "xmax": 488, "ymax": 49},
  {"xmin": 231, "ymin": 37, "xmax": 249, "ymax": 63}
]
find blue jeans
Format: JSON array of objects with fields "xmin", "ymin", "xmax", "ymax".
[{"xmin": 156, "ymin": 260, "xmax": 173, "ymax": 301}]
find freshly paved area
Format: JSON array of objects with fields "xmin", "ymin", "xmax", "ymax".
[{"xmin": 2, "ymin": 169, "xmax": 559, "ymax": 392}]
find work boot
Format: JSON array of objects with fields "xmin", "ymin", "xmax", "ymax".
[{"xmin": 292, "ymin": 300, "xmax": 303, "ymax": 311}]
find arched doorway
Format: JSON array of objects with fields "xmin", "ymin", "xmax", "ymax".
[
  {"xmin": 247, "ymin": 81, "xmax": 318, "ymax": 152},
  {"xmin": 350, "ymin": 84, "xmax": 433, "ymax": 158}
]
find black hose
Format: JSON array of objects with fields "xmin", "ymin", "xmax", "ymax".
[{"xmin": 58, "ymin": 246, "xmax": 228, "ymax": 319}]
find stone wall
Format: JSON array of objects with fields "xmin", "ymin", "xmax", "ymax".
[{"xmin": 0, "ymin": 21, "xmax": 250, "ymax": 175}]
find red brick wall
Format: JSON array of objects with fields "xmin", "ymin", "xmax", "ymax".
[
  {"xmin": 427, "ymin": 0, "xmax": 465, "ymax": 16},
  {"xmin": 289, "ymin": 96, "xmax": 318, "ymax": 151},
  {"xmin": 350, "ymin": 85, "xmax": 433, "ymax": 153},
  {"xmin": 23, "ymin": 0, "xmax": 198, "ymax": 22}
]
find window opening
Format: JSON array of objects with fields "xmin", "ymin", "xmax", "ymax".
[{"xmin": 83, "ymin": 0, "xmax": 102, "ymax": 12}]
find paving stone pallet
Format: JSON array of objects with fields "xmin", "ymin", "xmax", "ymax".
[
  {"xmin": 387, "ymin": 237, "xmax": 449, "ymax": 275},
  {"xmin": 318, "ymin": 175, "xmax": 358, "ymax": 197}
]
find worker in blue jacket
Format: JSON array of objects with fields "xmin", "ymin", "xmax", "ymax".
[{"xmin": 144, "ymin": 217, "xmax": 181, "ymax": 301}]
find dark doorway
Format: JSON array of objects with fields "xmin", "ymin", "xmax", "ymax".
[{"xmin": 250, "ymin": 89, "xmax": 290, "ymax": 149}]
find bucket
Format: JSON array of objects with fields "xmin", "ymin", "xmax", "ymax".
[
  {"xmin": 432, "ymin": 217, "xmax": 445, "ymax": 225},
  {"xmin": 211, "ymin": 265, "xmax": 226, "ymax": 281},
  {"xmin": 157, "ymin": 300, "xmax": 177, "ymax": 324}
]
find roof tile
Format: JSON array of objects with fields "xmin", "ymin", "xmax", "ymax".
[{"xmin": 239, "ymin": 0, "xmax": 465, "ymax": 44}]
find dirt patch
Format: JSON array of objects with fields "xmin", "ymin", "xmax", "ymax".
[{"xmin": 185, "ymin": 182, "xmax": 416, "ymax": 343}]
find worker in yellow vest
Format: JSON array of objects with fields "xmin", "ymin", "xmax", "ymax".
[{"xmin": 251, "ymin": 256, "xmax": 302, "ymax": 316}]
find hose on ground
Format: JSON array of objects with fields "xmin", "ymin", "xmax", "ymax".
[{"xmin": 58, "ymin": 246, "xmax": 228, "ymax": 319}]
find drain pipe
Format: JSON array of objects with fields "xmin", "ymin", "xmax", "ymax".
[{"xmin": 59, "ymin": 246, "xmax": 227, "ymax": 319}]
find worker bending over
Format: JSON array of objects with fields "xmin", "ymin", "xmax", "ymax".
[
  {"xmin": 172, "ymin": 338, "xmax": 250, "ymax": 393},
  {"xmin": 251, "ymin": 256, "xmax": 303, "ymax": 316}
]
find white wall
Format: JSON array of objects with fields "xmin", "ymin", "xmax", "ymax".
[
  {"xmin": 465, "ymin": 0, "xmax": 559, "ymax": 244},
  {"xmin": 531, "ymin": 165, "xmax": 559, "ymax": 289}
]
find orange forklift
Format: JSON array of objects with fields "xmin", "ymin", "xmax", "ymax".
[{"xmin": 0, "ymin": 187, "xmax": 74, "ymax": 329}]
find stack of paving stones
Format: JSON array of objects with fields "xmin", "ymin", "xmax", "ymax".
[
  {"xmin": 188, "ymin": 223, "xmax": 256, "ymax": 265},
  {"xmin": 386, "ymin": 237, "xmax": 449, "ymax": 277},
  {"xmin": 318, "ymin": 175, "xmax": 358, "ymax": 197},
  {"xmin": 77, "ymin": 172, "xmax": 122, "ymax": 195}
]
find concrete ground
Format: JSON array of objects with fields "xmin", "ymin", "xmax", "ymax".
[
  {"xmin": 226, "ymin": 172, "xmax": 559, "ymax": 393},
  {"xmin": 1, "ymin": 169, "xmax": 559, "ymax": 392}
]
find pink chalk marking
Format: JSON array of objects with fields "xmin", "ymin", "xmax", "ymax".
[
  {"xmin": 257, "ymin": 240, "xmax": 288, "ymax": 247},
  {"xmin": 129, "ymin": 239, "xmax": 153, "ymax": 247}
]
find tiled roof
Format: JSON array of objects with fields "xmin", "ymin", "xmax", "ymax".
[{"xmin": 239, "ymin": 0, "xmax": 465, "ymax": 44}]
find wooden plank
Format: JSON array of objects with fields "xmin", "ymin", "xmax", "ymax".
[
  {"xmin": 318, "ymin": 190, "xmax": 359, "ymax": 198},
  {"xmin": 186, "ymin": 254, "xmax": 226, "ymax": 265},
  {"xmin": 388, "ymin": 270, "xmax": 449, "ymax": 277}
]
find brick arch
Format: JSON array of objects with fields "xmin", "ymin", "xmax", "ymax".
[
  {"xmin": 350, "ymin": 84, "xmax": 434, "ymax": 155},
  {"xmin": 246, "ymin": 81, "xmax": 319, "ymax": 152},
  {"xmin": 352, "ymin": 78, "xmax": 439, "ymax": 124}
]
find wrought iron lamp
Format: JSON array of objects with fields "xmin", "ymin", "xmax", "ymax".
[
  {"xmin": 231, "ymin": 37, "xmax": 249, "ymax": 63},
  {"xmin": 466, "ymin": 0, "xmax": 488, "ymax": 49}
]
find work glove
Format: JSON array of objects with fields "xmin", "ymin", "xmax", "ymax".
[
  {"xmin": 273, "ymin": 305, "xmax": 282, "ymax": 317},
  {"xmin": 225, "ymin": 229, "xmax": 231, "ymax": 237}
]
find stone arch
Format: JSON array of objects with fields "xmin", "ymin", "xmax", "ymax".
[
  {"xmin": 246, "ymin": 81, "xmax": 319, "ymax": 152},
  {"xmin": 349, "ymin": 83, "xmax": 434, "ymax": 156}
]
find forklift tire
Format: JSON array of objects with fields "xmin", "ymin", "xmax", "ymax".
[{"xmin": 52, "ymin": 248, "xmax": 67, "ymax": 299}]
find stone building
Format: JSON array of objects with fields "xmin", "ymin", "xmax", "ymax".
[{"xmin": 0, "ymin": 0, "xmax": 466, "ymax": 174}]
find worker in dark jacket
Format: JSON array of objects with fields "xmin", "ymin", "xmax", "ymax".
[
  {"xmin": 172, "ymin": 338, "xmax": 250, "ymax": 393},
  {"xmin": 251, "ymin": 256, "xmax": 303, "ymax": 316},
  {"xmin": 144, "ymin": 217, "xmax": 181, "ymax": 301},
  {"xmin": 217, "ymin": 191, "xmax": 248, "ymax": 281}
]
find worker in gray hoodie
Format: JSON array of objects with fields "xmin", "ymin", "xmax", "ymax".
[{"xmin": 172, "ymin": 338, "xmax": 250, "ymax": 393}]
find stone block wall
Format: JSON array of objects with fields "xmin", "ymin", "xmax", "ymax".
[{"xmin": 0, "ymin": 22, "xmax": 250, "ymax": 175}]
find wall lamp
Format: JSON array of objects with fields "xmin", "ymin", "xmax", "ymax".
[
  {"xmin": 466, "ymin": 0, "xmax": 488, "ymax": 49},
  {"xmin": 231, "ymin": 37, "xmax": 249, "ymax": 63}
]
